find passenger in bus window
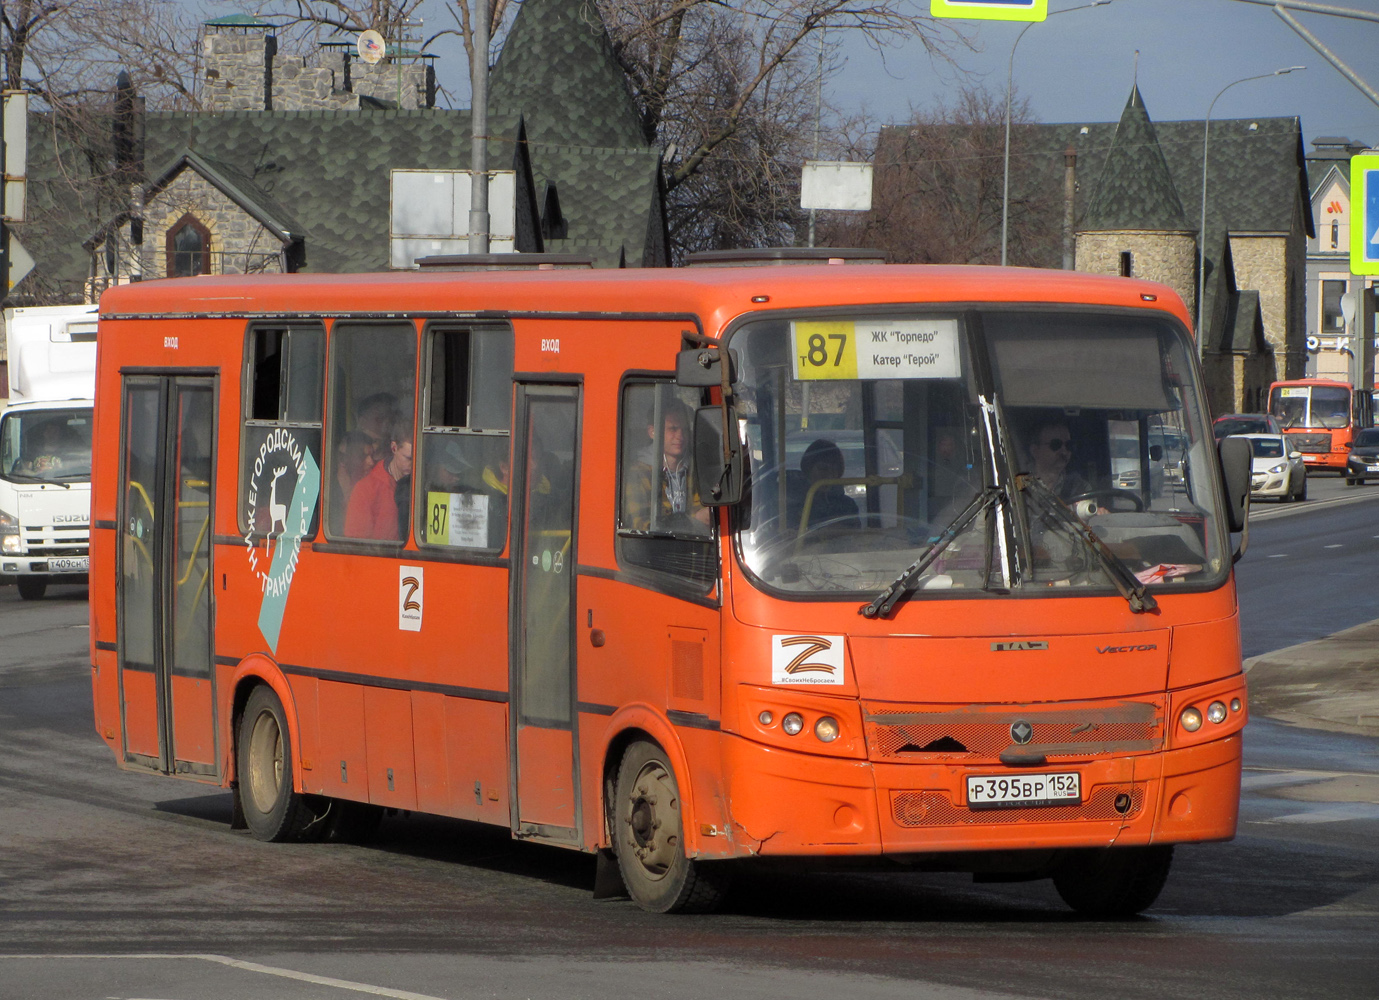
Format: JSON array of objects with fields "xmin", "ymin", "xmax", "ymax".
[
  {"xmin": 789, "ymin": 439, "xmax": 859, "ymax": 530},
  {"xmin": 330, "ymin": 430, "xmax": 377, "ymax": 535},
  {"xmin": 625, "ymin": 398, "xmax": 710, "ymax": 533},
  {"xmin": 344, "ymin": 415, "xmax": 413, "ymax": 541},
  {"xmin": 355, "ymin": 392, "xmax": 398, "ymax": 461},
  {"xmin": 1024, "ymin": 417, "xmax": 1091, "ymax": 503}
]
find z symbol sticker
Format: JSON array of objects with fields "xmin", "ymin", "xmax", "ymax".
[{"xmin": 772, "ymin": 634, "xmax": 845, "ymax": 686}]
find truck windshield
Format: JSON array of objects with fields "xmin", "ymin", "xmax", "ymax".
[
  {"xmin": 0, "ymin": 407, "xmax": 94, "ymax": 483},
  {"xmin": 731, "ymin": 309, "xmax": 1227, "ymax": 599}
]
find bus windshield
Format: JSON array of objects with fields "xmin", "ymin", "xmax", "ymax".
[
  {"xmin": 1270, "ymin": 384, "xmax": 1351, "ymax": 429},
  {"xmin": 731, "ymin": 309, "xmax": 1226, "ymax": 599},
  {"xmin": 0, "ymin": 407, "xmax": 94, "ymax": 484}
]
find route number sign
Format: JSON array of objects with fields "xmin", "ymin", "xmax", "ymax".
[
  {"xmin": 930, "ymin": 0, "xmax": 1047, "ymax": 22},
  {"xmin": 791, "ymin": 319, "xmax": 962, "ymax": 381},
  {"xmin": 1352, "ymin": 152, "xmax": 1379, "ymax": 276}
]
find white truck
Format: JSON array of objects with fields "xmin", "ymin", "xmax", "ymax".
[{"xmin": 1, "ymin": 304, "xmax": 98, "ymax": 599}]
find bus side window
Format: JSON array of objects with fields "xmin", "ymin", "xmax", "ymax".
[
  {"xmin": 327, "ymin": 322, "xmax": 418, "ymax": 542},
  {"xmin": 240, "ymin": 323, "xmax": 325, "ymax": 537},
  {"xmin": 615, "ymin": 380, "xmax": 716, "ymax": 592},
  {"xmin": 417, "ymin": 325, "xmax": 514, "ymax": 552}
]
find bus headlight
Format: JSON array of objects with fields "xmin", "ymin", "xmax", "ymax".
[
  {"xmin": 781, "ymin": 712, "xmax": 804, "ymax": 736},
  {"xmin": 1180, "ymin": 706, "xmax": 1203, "ymax": 732},
  {"xmin": 1206, "ymin": 701, "xmax": 1228, "ymax": 725},
  {"xmin": 814, "ymin": 716, "xmax": 840, "ymax": 742},
  {"xmin": 0, "ymin": 510, "xmax": 20, "ymax": 554}
]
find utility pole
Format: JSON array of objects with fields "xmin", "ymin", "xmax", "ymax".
[
  {"xmin": 2, "ymin": 3, "xmax": 10, "ymax": 304},
  {"xmin": 469, "ymin": 0, "xmax": 491, "ymax": 255}
]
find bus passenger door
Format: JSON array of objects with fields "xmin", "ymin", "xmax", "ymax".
[
  {"xmin": 509, "ymin": 382, "xmax": 582, "ymax": 846},
  {"xmin": 117, "ymin": 375, "xmax": 218, "ymax": 778}
]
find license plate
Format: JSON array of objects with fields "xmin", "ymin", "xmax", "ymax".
[
  {"xmin": 48, "ymin": 556, "xmax": 88, "ymax": 572},
  {"xmin": 966, "ymin": 771, "xmax": 1080, "ymax": 809}
]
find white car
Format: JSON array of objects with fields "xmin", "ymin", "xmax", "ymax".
[{"xmin": 1239, "ymin": 433, "xmax": 1307, "ymax": 502}]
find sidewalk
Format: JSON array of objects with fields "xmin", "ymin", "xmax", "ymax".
[{"xmin": 1245, "ymin": 618, "xmax": 1379, "ymax": 738}]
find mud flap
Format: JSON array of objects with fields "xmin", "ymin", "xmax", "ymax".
[{"xmin": 592, "ymin": 848, "xmax": 629, "ymax": 900}]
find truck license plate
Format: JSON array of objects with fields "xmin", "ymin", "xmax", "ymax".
[
  {"xmin": 48, "ymin": 556, "xmax": 89, "ymax": 572},
  {"xmin": 966, "ymin": 772, "xmax": 1080, "ymax": 809}
]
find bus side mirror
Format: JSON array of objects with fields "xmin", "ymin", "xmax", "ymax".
[
  {"xmin": 1218, "ymin": 436, "xmax": 1251, "ymax": 533},
  {"xmin": 676, "ymin": 347, "xmax": 737, "ymax": 387},
  {"xmin": 693, "ymin": 405, "xmax": 744, "ymax": 506}
]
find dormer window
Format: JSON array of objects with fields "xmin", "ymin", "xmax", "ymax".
[
  {"xmin": 1331, "ymin": 220, "xmax": 1339, "ymax": 249},
  {"xmin": 167, "ymin": 214, "xmax": 211, "ymax": 277}
]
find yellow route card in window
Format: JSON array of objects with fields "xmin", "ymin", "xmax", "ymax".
[{"xmin": 792, "ymin": 318, "xmax": 962, "ymax": 381}]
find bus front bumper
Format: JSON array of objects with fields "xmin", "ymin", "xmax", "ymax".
[{"xmin": 717, "ymin": 733, "xmax": 1240, "ymax": 859}]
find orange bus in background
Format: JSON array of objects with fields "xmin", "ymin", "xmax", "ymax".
[
  {"xmin": 89, "ymin": 260, "xmax": 1253, "ymax": 917},
  {"xmin": 1268, "ymin": 377, "xmax": 1374, "ymax": 475}
]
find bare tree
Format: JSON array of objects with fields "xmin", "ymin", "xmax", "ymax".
[{"xmin": 821, "ymin": 84, "xmax": 1060, "ymax": 267}]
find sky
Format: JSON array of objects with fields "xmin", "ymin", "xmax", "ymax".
[{"xmin": 828, "ymin": 0, "xmax": 1379, "ymax": 147}]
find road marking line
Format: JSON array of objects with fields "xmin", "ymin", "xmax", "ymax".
[
  {"xmin": 1324, "ymin": 543, "xmax": 1344, "ymax": 549},
  {"xmin": 0, "ymin": 955, "xmax": 452, "ymax": 1000},
  {"xmin": 1267, "ymin": 553, "xmax": 1289, "ymax": 558},
  {"xmin": 1250, "ymin": 490, "xmax": 1379, "ymax": 521},
  {"xmin": 1259, "ymin": 803, "xmax": 1379, "ymax": 824}
]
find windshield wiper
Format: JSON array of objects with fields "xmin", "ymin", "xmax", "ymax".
[
  {"xmin": 1019, "ymin": 476, "xmax": 1158, "ymax": 614},
  {"xmin": 859, "ymin": 487, "xmax": 1001, "ymax": 620}
]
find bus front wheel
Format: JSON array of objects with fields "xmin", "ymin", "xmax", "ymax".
[
  {"xmin": 613, "ymin": 740, "xmax": 730, "ymax": 913},
  {"xmin": 1052, "ymin": 845, "xmax": 1173, "ymax": 918},
  {"xmin": 237, "ymin": 685, "xmax": 317, "ymax": 843}
]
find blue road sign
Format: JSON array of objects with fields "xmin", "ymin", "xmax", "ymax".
[
  {"xmin": 931, "ymin": 0, "xmax": 1047, "ymax": 22},
  {"xmin": 1352, "ymin": 153, "xmax": 1379, "ymax": 276}
]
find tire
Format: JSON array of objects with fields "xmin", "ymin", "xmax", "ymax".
[
  {"xmin": 1347, "ymin": 477, "xmax": 1358, "ymax": 486},
  {"xmin": 1052, "ymin": 845, "xmax": 1173, "ymax": 918},
  {"xmin": 1298, "ymin": 476, "xmax": 1308, "ymax": 501},
  {"xmin": 613, "ymin": 740, "xmax": 731, "ymax": 913},
  {"xmin": 17, "ymin": 578, "xmax": 47, "ymax": 601},
  {"xmin": 237, "ymin": 685, "xmax": 317, "ymax": 842}
]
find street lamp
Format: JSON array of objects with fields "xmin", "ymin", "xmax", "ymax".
[
  {"xmin": 1195, "ymin": 66, "xmax": 1305, "ymax": 349},
  {"xmin": 1001, "ymin": 0, "xmax": 1114, "ymax": 267}
]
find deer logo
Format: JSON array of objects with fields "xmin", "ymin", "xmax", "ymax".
[{"xmin": 268, "ymin": 466, "xmax": 289, "ymax": 534}]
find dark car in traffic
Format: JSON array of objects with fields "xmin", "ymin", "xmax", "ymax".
[
  {"xmin": 1345, "ymin": 427, "xmax": 1379, "ymax": 485},
  {"xmin": 1213, "ymin": 413, "xmax": 1282, "ymax": 442}
]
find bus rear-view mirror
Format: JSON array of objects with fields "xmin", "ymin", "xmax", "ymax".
[
  {"xmin": 693, "ymin": 405, "xmax": 744, "ymax": 506},
  {"xmin": 1217, "ymin": 436, "xmax": 1251, "ymax": 533},
  {"xmin": 676, "ymin": 347, "xmax": 737, "ymax": 387}
]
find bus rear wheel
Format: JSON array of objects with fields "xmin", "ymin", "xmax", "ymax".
[
  {"xmin": 1052, "ymin": 845, "xmax": 1173, "ymax": 918},
  {"xmin": 237, "ymin": 685, "xmax": 316, "ymax": 843},
  {"xmin": 613, "ymin": 740, "xmax": 730, "ymax": 913},
  {"xmin": 17, "ymin": 578, "xmax": 47, "ymax": 601}
]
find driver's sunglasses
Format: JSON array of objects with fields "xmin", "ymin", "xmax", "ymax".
[{"xmin": 1043, "ymin": 438, "xmax": 1073, "ymax": 452}]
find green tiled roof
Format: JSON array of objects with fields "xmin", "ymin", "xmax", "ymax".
[
  {"xmin": 529, "ymin": 141, "xmax": 663, "ymax": 267},
  {"xmin": 144, "ymin": 110, "xmax": 532, "ymax": 272},
  {"xmin": 1081, "ymin": 86, "xmax": 1190, "ymax": 232},
  {"xmin": 490, "ymin": 0, "xmax": 646, "ymax": 149}
]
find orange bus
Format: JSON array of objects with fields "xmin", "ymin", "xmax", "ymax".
[
  {"xmin": 88, "ymin": 260, "xmax": 1252, "ymax": 917},
  {"xmin": 1268, "ymin": 377, "xmax": 1373, "ymax": 475}
]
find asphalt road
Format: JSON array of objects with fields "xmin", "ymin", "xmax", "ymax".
[
  {"xmin": 1236, "ymin": 472, "xmax": 1379, "ymax": 657},
  {"xmin": 1, "ymin": 574, "xmax": 1377, "ymax": 1000}
]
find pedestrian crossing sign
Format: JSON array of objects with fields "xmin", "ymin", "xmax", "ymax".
[
  {"xmin": 1353, "ymin": 152, "xmax": 1379, "ymax": 276},
  {"xmin": 931, "ymin": 0, "xmax": 1047, "ymax": 21}
]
